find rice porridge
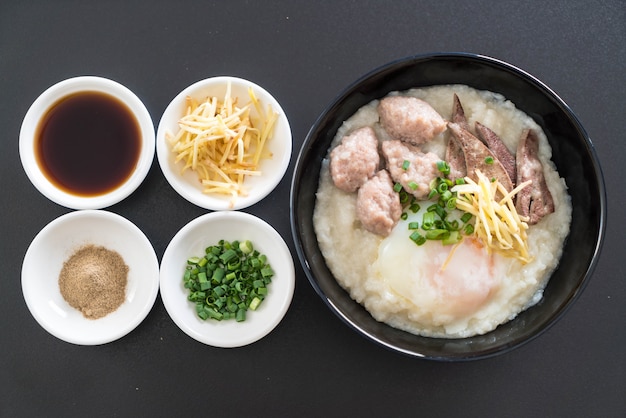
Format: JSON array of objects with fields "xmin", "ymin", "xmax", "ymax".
[{"xmin": 313, "ymin": 85, "xmax": 571, "ymax": 338}]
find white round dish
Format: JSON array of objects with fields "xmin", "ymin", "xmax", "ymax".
[
  {"xmin": 19, "ymin": 76, "xmax": 155, "ymax": 210},
  {"xmin": 156, "ymin": 76, "xmax": 292, "ymax": 210},
  {"xmin": 21, "ymin": 210, "xmax": 160, "ymax": 345},
  {"xmin": 160, "ymin": 211, "xmax": 295, "ymax": 347}
]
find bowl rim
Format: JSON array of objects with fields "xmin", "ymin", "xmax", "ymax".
[
  {"xmin": 155, "ymin": 75, "xmax": 293, "ymax": 211},
  {"xmin": 290, "ymin": 52, "xmax": 607, "ymax": 361},
  {"xmin": 19, "ymin": 75, "xmax": 155, "ymax": 210}
]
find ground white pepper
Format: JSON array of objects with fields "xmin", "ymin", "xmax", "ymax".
[{"xmin": 58, "ymin": 244, "xmax": 128, "ymax": 320}]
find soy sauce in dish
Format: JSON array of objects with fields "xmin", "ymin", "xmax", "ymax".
[{"xmin": 35, "ymin": 91, "xmax": 141, "ymax": 197}]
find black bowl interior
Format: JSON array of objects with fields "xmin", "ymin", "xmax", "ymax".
[{"xmin": 290, "ymin": 53, "xmax": 606, "ymax": 361}]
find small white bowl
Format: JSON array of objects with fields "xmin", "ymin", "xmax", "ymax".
[
  {"xmin": 156, "ymin": 76, "xmax": 292, "ymax": 210},
  {"xmin": 19, "ymin": 76, "xmax": 155, "ymax": 209},
  {"xmin": 160, "ymin": 211, "xmax": 295, "ymax": 347},
  {"xmin": 21, "ymin": 210, "xmax": 160, "ymax": 345}
]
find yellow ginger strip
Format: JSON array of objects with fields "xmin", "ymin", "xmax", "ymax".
[
  {"xmin": 452, "ymin": 170, "xmax": 532, "ymax": 263},
  {"xmin": 165, "ymin": 81, "xmax": 278, "ymax": 207}
]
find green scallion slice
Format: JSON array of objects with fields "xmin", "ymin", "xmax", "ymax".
[
  {"xmin": 442, "ymin": 230, "xmax": 461, "ymax": 245},
  {"xmin": 436, "ymin": 160, "xmax": 450, "ymax": 175},
  {"xmin": 422, "ymin": 211, "xmax": 435, "ymax": 230},
  {"xmin": 461, "ymin": 212, "xmax": 473, "ymax": 223},
  {"xmin": 425, "ymin": 229, "xmax": 449, "ymax": 240},
  {"xmin": 399, "ymin": 190, "xmax": 410, "ymax": 204},
  {"xmin": 410, "ymin": 231, "xmax": 426, "ymax": 245}
]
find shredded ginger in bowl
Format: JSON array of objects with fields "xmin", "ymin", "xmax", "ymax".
[
  {"xmin": 453, "ymin": 170, "xmax": 532, "ymax": 264},
  {"xmin": 166, "ymin": 81, "xmax": 278, "ymax": 205}
]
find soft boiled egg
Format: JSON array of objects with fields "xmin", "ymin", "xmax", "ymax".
[{"xmin": 374, "ymin": 211, "xmax": 507, "ymax": 329}]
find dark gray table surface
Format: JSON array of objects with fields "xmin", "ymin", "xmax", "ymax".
[{"xmin": 2, "ymin": 1, "xmax": 624, "ymax": 417}]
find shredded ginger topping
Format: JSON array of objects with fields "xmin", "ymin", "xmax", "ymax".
[
  {"xmin": 166, "ymin": 81, "xmax": 278, "ymax": 206},
  {"xmin": 452, "ymin": 170, "xmax": 533, "ymax": 263}
]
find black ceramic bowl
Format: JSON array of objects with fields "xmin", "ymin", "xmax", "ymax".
[{"xmin": 290, "ymin": 53, "xmax": 606, "ymax": 361}]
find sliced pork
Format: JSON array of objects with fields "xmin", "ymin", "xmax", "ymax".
[
  {"xmin": 447, "ymin": 122, "xmax": 514, "ymax": 193},
  {"xmin": 446, "ymin": 94, "xmax": 469, "ymax": 180},
  {"xmin": 451, "ymin": 93, "xmax": 470, "ymax": 131},
  {"xmin": 475, "ymin": 122, "xmax": 516, "ymax": 185},
  {"xmin": 515, "ymin": 129, "xmax": 555, "ymax": 224}
]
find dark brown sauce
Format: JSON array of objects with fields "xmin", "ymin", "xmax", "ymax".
[{"xmin": 35, "ymin": 91, "xmax": 141, "ymax": 197}]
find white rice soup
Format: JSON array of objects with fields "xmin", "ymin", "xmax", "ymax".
[{"xmin": 313, "ymin": 85, "xmax": 572, "ymax": 338}]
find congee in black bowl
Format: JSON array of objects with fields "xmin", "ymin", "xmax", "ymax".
[{"xmin": 290, "ymin": 53, "xmax": 606, "ymax": 361}]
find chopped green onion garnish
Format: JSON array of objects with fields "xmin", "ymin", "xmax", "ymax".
[
  {"xmin": 239, "ymin": 240, "xmax": 253, "ymax": 254},
  {"xmin": 410, "ymin": 231, "xmax": 426, "ymax": 245},
  {"xmin": 219, "ymin": 249, "xmax": 238, "ymax": 264},
  {"xmin": 431, "ymin": 204, "xmax": 446, "ymax": 219},
  {"xmin": 400, "ymin": 162, "xmax": 475, "ymax": 247},
  {"xmin": 393, "ymin": 182, "xmax": 403, "ymax": 193},
  {"xmin": 422, "ymin": 211, "xmax": 435, "ymax": 229},
  {"xmin": 442, "ymin": 231, "xmax": 461, "ymax": 245},
  {"xmin": 399, "ymin": 190, "xmax": 410, "ymax": 204},
  {"xmin": 212, "ymin": 267, "xmax": 225, "ymax": 283},
  {"xmin": 446, "ymin": 219, "xmax": 459, "ymax": 230},
  {"xmin": 461, "ymin": 212, "xmax": 473, "ymax": 223},
  {"xmin": 425, "ymin": 229, "xmax": 449, "ymax": 240},
  {"xmin": 485, "ymin": 156, "xmax": 494, "ymax": 164},
  {"xmin": 235, "ymin": 309, "xmax": 246, "ymax": 322},
  {"xmin": 436, "ymin": 161, "xmax": 450, "ymax": 175},
  {"xmin": 183, "ymin": 240, "xmax": 274, "ymax": 322},
  {"xmin": 249, "ymin": 297, "xmax": 262, "ymax": 311},
  {"xmin": 402, "ymin": 160, "xmax": 411, "ymax": 170}
]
